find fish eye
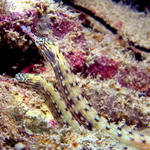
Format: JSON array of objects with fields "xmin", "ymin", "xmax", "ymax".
[{"xmin": 35, "ymin": 37, "xmax": 43, "ymax": 45}]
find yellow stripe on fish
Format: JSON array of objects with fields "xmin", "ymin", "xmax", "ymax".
[
  {"xmin": 15, "ymin": 73, "xmax": 80, "ymax": 129},
  {"xmin": 16, "ymin": 25, "xmax": 150, "ymax": 150}
]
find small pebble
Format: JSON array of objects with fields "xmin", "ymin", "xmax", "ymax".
[{"xmin": 15, "ymin": 142, "xmax": 26, "ymax": 150}]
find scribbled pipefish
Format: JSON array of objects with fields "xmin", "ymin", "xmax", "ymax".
[{"xmin": 16, "ymin": 25, "xmax": 150, "ymax": 150}]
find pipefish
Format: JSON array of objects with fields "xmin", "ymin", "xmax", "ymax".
[{"xmin": 15, "ymin": 25, "xmax": 150, "ymax": 150}]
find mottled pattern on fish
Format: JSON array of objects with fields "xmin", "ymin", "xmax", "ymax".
[{"xmin": 15, "ymin": 25, "xmax": 150, "ymax": 150}]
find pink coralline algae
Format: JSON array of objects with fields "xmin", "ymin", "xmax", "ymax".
[
  {"xmin": 51, "ymin": 18, "xmax": 76, "ymax": 39},
  {"xmin": 48, "ymin": 120, "xmax": 58, "ymax": 128},
  {"xmin": 0, "ymin": 1, "xmax": 48, "ymax": 37},
  {"xmin": 65, "ymin": 51, "xmax": 86, "ymax": 74},
  {"xmin": 118, "ymin": 66, "xmax": 150, "ymax": 95},
  {"xmin": 21, "ymin": 63, "xmax": 46, "ymax": 74},
  {"xmin": 88, "ymin": 56, "xmax": 118, "ymax": 80},
  {"xmin": 115, "ymin": 21, "xmax": 123, "ymax": 29},
  {"xmin": 72, "ymin": 33, "xmax": 89, "ymax": 51},
  {"xmin": 66, "ymin": 54, "xmax": 119, "ymax": 79},
  {"xmin": 49, "ymin": 12, "xmax": 89, "ymax": 51},
  {"xmin": 0, "ymin": 9, "xmax": 37, "ymax": 29}
]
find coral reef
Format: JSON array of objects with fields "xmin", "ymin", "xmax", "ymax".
[
  {"xmin": 87, "ymin": 56, "xmax": 118, "ymax": 79},
  {"xmin": 0, "ymin": 0, "xmax": 150, "ymax": 149},
  {"xmin": 65, "ymin": 51, "xmax": 86, "ymax": 74},
  {"xmin": 112, "ymin": 0, "xmax": 150, "ymax": 13},
  {"xmin": 0, "ymin": 75, "xmax": 136, "ymax": 149},
  {"xmin": 68, "ymin": 0, "xmax": 150, "ymax": 49}
]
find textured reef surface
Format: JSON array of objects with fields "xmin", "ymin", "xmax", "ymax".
[{"xmin": 0, "ymin": 0, "xmax": 150, "ymax": 149}]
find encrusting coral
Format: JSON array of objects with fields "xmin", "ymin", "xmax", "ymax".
[
  {"xmin": 0, "ymin": 0, "xmax": 150, "ymax": 149},
  {"xmin": 70, "ymin": 0, "xmax": 150, "ymax": 49}
]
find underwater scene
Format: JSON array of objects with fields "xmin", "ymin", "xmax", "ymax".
[{"xmin": 0, "ymin": 0, "xmax": 150, "ymax": 149}]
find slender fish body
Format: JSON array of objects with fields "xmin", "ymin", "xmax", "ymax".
[
  {"xmin": 15, "ymin": 73, "xmax": 81, "ymax": 129},
  {"xmin": 16, "ymin": 25, "xmax": 150, "ymax": 150}
]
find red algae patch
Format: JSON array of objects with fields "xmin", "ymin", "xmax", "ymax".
[
  {"xmin": 65, "ymin": 51, "xmax": 86, "ymax": 74},
  {"xmin": 51, "ymin": 18, "xmax": 76, "ymax": 39},
  {"xmin": 87, "ymin": 56, "xmax": 118, "ymax": 80},
  {"xmin": 118, "ymin": 66, "xmax": 150, "ymax": 94},
  {"xmin": 71, "ymin": 33, "xmax": 89, "ymax": 51},
  {"xmin": 49, "ymin": 11, "xmax": 81, "ymax": 40},
  {"xmin": 21, "ymin": 63, "xmax": 46, "ymax": 74}
]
